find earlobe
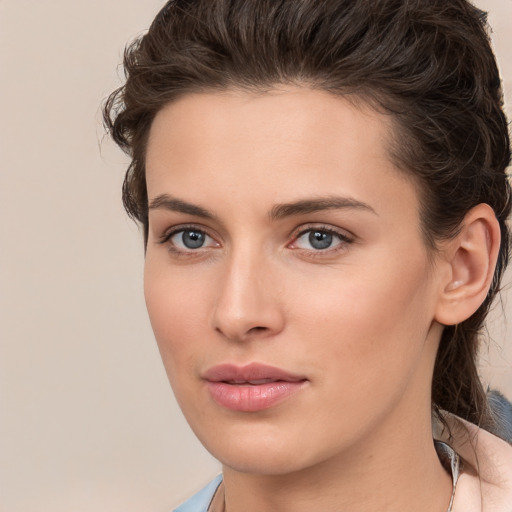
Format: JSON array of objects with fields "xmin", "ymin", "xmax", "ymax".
[{"xmin": 434, "ymin": 204, "xmax": 501, "ymax": 326}]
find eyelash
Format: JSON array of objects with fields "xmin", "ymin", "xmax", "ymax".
[
  {"xmin": 288, "ymin": 224, "xmax": 354, "ymax": 256},
  {"xmin": 158, "ymin": 225, "xmax": 219, "ymax": 256},
  {"xmin": 157, "ymin": 224, "xmax": 354, "ymax": 257}
]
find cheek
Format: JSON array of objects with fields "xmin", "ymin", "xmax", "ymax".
[
  {"xmin": 291, "ymin": 252, "xmax": 435, "ymax": 381},
  {"xmin": 280, "ymin": 258, "xmax": 436, "ymax": 448},
  {"xmin": 143, "ymin": 258, "xmax": 210, "ymax": 378}
]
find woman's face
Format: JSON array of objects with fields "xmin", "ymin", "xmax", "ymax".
[{"xmin": 144, "ymin": 88, "xmax": 446, "ymax": 475}]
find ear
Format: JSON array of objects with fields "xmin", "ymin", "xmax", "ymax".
[{"xmin": 435, "ymin": 203, "xmax": 501, "ymax": 326}]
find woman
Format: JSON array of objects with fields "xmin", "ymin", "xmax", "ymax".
[{"xmin": 104, "ymin": 0, "xmax": 512, "ymax": 510}]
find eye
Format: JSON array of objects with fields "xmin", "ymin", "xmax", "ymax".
[
  {"xmin": 162, "ymin": 227, "xmax": 219, "ymax": 251},
  {"xmin": 290, "ymin": 227, "xmax": 351, "ymax": 252}
]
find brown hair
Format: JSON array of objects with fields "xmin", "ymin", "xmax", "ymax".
[{"xmin": 104, "ymin": 0, "xmax": 511, "ymax": 431}]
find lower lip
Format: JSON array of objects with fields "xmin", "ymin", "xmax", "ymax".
[{"xmin": 206, "ymin": 380, "xmax": 306, "ymax": 412}]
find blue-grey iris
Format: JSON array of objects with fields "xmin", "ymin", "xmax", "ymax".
[
  {"xmin": 309, "ymin": 231, "xmax": 332, "ymax": 250},
  {"xmin": 182, "ymin": 230, "xmax": 205, "ymax": 249}
]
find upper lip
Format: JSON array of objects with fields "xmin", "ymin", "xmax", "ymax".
[{"xmin": 203, "ymin": 363, "xmax": 307, "ymax": 384}]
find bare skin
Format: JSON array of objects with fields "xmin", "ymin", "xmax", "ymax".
[{"xmin": 143, "ymin": 88, "xmax": 497, "ymax": 511}]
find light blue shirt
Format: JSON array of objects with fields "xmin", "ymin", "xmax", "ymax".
[{"xmin": 173, "ymin": 475, "xmax": 223, "ymax": 512}]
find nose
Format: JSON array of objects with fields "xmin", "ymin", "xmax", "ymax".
[{"xmin": 211, "ymin": 251, "xmax": 285, "ymax": 342}]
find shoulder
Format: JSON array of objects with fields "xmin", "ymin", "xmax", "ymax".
[
  {"xmin": 438, "ymin": 413, "xmax": 512, "ymax": 512},
  {"xmin": 173, "ymin": 475, "xmax": 223, "ymax": 512}
]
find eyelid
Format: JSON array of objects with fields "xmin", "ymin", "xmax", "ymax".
[
  {"xmin": 155, "ymin": 222, "xmax": 353, "ymax": 255},
  {"xmin": 290, "ymin": 223, "xmax": 354, "ymax": 241},
  {"xmin": 287, "ymin": 224, "xmax": 354, "ymax": 251},
  {"xmin": 157, "ymin": 224, "xmax": 220, "ymax": 248}
]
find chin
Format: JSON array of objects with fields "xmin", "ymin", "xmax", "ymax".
[
  {"xmin": 217, "ymin": 448, "xmax": 310, "ymax": 476},
  {"xmin": 195, "ymin": 425, "xmax": 334, "ymax": 476}
]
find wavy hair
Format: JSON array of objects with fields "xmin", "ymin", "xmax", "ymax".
[{"xmin": 104, "ymin": 0, "xmax": 511, "ymax": 431}]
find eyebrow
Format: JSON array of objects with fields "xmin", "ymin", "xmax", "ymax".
[
  {"xmin": 148, "ymin": 194, "xmax": 216, "ymax": 219},
  {"xmin": 148, "ymin": 194, "xmax": 376, "ymax": 220},
  {"xmin": 269, "ymin": 196, "xmax": 376, "ymax": 219}
]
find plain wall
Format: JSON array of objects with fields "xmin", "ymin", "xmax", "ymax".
[{"xmin": 1, "ymin": 1, "xmax": 511, "ymax": 511}]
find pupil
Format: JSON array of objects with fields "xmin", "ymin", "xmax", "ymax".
[
  {"xmin": 183, "ymin": 230, "xmax": 205, "ymax": 249},
  {"xmin": 309, "ymin": 231, "xmax": 332, "ymax": 250}
]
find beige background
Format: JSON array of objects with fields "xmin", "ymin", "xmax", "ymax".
[{"xmin": 0, "ymin": 1, "xmax": 511, "ymax": 511}]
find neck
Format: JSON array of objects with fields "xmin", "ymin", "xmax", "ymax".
[{"xmin": 221, "ymin": 407, "xmax": 453, "ymax": 512}]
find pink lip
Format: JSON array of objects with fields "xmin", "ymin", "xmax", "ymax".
[{"xmin": 203, "ymin": 363, "xmax": 308, "ymax": 412}]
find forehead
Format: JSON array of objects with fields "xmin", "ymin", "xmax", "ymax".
[
  {"xmin": 145, "ymin": 87, "xmax": 419, "ymax": 220},
  {"xmin": 147, "ymin": 87, "xmax": 391, "ymax": 155}
]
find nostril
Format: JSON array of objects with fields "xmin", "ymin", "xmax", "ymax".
[{"xmin": 248, "ymin": 326, "xmax": 267, "ymax": 334}]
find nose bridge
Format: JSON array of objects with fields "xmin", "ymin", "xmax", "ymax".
[{"xmin": 212, "ymin": 240, "xmax": 283, "ymax": 341}]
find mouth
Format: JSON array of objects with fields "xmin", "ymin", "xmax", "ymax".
[{"xmin": 203, "ymin": 363, "xmax": 308, "ymax": 412}]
